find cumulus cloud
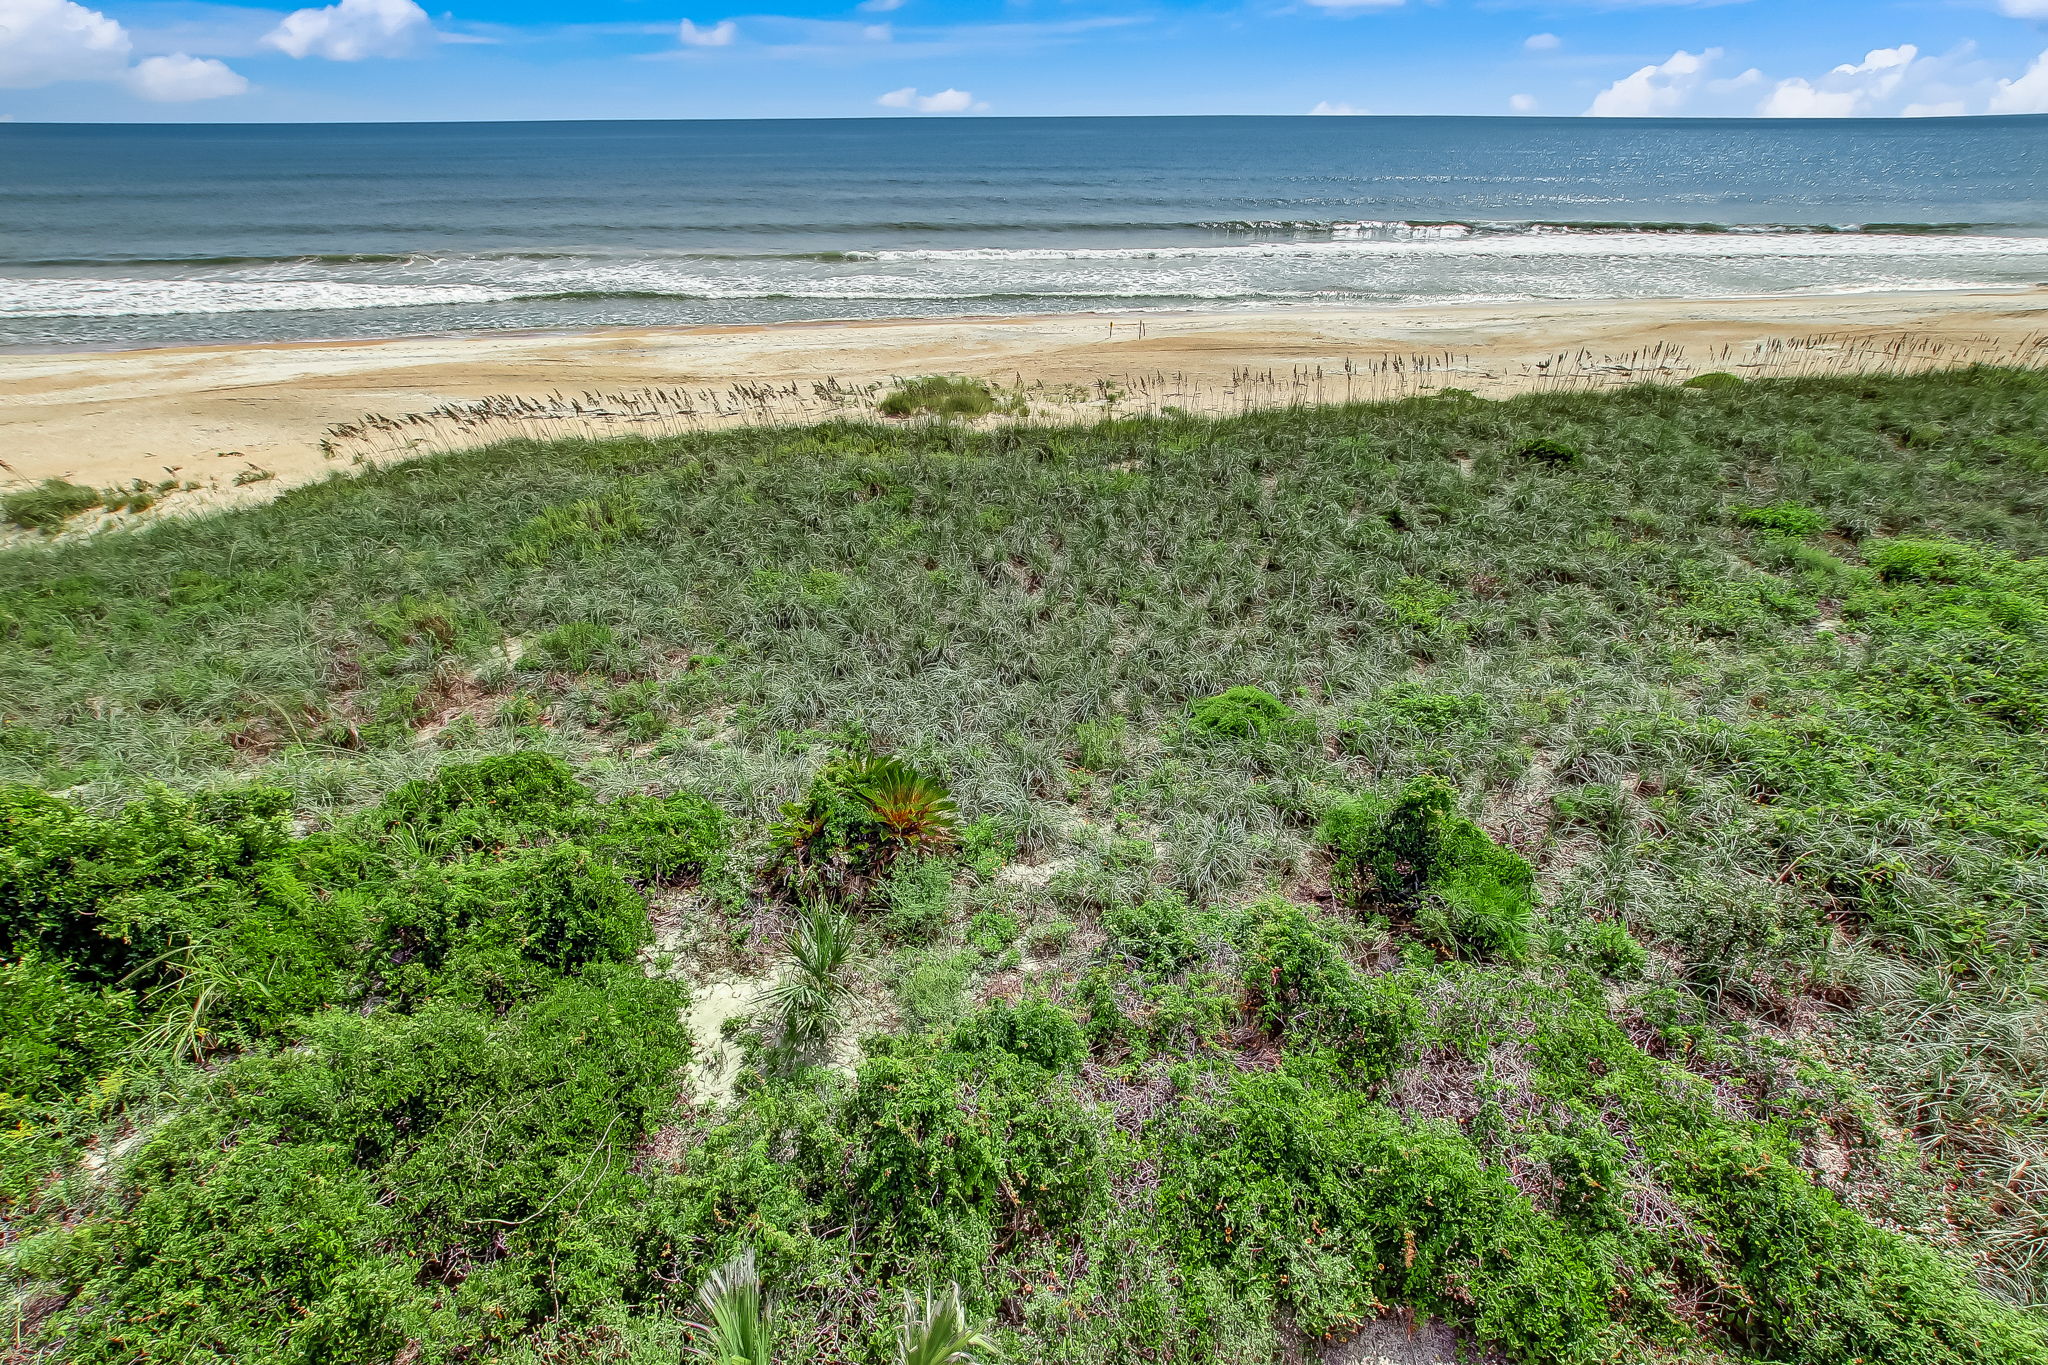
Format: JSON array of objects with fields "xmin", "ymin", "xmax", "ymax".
[
  {"xmin": 877, "ymin": 86, "xmax": 982, "ymax": 112},
  {"xmin": 1989, "ymin": 49, "xmax": 2048, "ymax": 114},
  {"xmin": 0, "ymin": 0, "xmax": 130, "ymax": 88},
  {"xmin": 677, "ymin": 18, "xmax": 736, "ymax": 47},
  {"xmin": 1509, "ymin": 93, "xmax": 1538, "ymax": 112},
  {"xmin": 125, "ymin": 51, "xmax": 248, "ymax": 100},
  {"xmin": 264, "ymin": 0, "xmax": 430, "ymax": 61},
  {"xmin": 1759, "ymin": 45, "xmax": 1915, "ymax": 117},
  {"xmin": 0, "ymin": 0, "xmax": 248, "ymax": 99},
  {"xmin": 1524, "ymin": 33, "xmax": 1560, "ymax": 52},
  {"xmin": 1586, "ymin": 47, "xmax": 1720, "ymax": 116},
  {"xmin": 1582, "ymin": 39, "xmax": 2044, "ymax": 119},
  {"xmin": 1308, "ymin": 100, "xmax": 1368, "ymax": 114}
]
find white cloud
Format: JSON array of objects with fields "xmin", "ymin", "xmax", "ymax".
[
  {"xmin": 1758, "ymin": 78, "xmax": 1859, "ymax": 117},
  {"xmin": 1509, "ymin": 92, "xmax": 1538, "ymax": 112},
  {"xmin": 877, "ymin": 85, "xmax": 982, "ymax": 112},
  {"xmin": 125, "ymin": 51, "xmax": 247, "ymax": 100},
  {"xmin": 1308, "ymin": 100, "xmax": 1369, "ymax": 114},
  {"xmin": 677, "ymin": 18, "xmax": 736, "ymax": 47},
  {"xmin": 1301, "ymin": 0, "xmax": 1405, "ymax": 10},
  {"xmin": 1989, "ymin": 48, "xmax": 2048, "ymax": 114},
  {"xmin": 1901, "ymin": 101, "xmax": 1966, "ymax": 117},
  {"xmin": 1996, "ymin": 1, "xmax": 2048, "ymax": 17},
  {"xmin": 861, "ymin": 24, "xmax": 890, "ymax": 41},
  {"xmin": 859, "ymin": 0, "xmax": 905, "ymax": 9},
  {"xmin": 0, "ymin": 0, "xmax": 250, "ymax": 99},
  {"xmin": 1524, "ymin": 33, "xmax": 1560, "ymax": 52},
  {"xmin": 1586, "ymin": 47, "xmax": 1720, "ymax": 116},
  {"xmin": 1758, "ymin": 45, "xmax": 1916, "ymax": 117},
  {"xmin": 0, "ymin": 0, "xmax": 130, "ymax": 88},
  {"xmin": 264, "ymin": 0, "xmax": 430, "ymax": 61}
]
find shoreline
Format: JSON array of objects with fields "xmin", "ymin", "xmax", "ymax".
[{"xmin": 5, "ymin": 288, "xmax": 2046, "ymax": 519}]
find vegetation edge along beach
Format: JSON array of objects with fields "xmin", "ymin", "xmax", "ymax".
[{"xmin": 6, "ymin": 365, "xmax": 2048, "ymax": 1364}]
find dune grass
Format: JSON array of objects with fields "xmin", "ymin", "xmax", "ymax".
[{"xmin": 4, "ymin": 367, "xmax": 2048, "ymax": 1362}]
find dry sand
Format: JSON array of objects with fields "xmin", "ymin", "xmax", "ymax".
[{"xmin": 4, "ymin": 289, "xmax": 2045, "ymax": 515}]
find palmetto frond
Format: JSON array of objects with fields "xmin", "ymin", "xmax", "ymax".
[
  {"xmin": 689, "ymin": 1247, "xmax": 773, "ymax": 1365},
  {"xmin": 759, "ymin": 902, "xmax": 858, "ymax": 1071},
  {"xmin": 897, "ymin": 1283, "xmax": 994, "ymax": 1365}
]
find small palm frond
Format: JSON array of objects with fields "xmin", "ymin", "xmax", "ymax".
[
  {"xmin": 854, "ymin": 756, "xmax": 959, "ymax": 853},
  {"xmin": 898, "ymin": 1283, "xmax": 995, "ymax": 1365},
  {"xmin": 759, "ymin": 902, "xmax": 858, "ymax": 1071},
  {"xmin": 688, "ymin": 1247, "xmax": 773, "ymax": 1365}
]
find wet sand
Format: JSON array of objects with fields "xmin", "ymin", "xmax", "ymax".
[{"xmin": 4, "ymin": 289, "xmax": 2044, "ymax": 512}]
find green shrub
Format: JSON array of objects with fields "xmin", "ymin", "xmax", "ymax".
[
  {"xmin": 1163, "ymin": 1073, "xmax": 1616, "ymax": 1359},
  {"xmin": 831, "ymin": 1044, "xmax": 1103, "ymax": 1271},
  {"xmin": 371, "ymin": 750, "xmax": 590, "ymax": 847},
  {"xmin": 1422, "ymin": 862, "xmax": 1534, "ymax": 962},
  {"xmin": 1239, "ymin": 898, "xmax": 1416, "ymax": 1081},
  {"xmin": 1682, "ymin": 372, "xmax": 1745, "ymax": 390},
  {"xmin": 1581, "ymin": 920, "xmax": 1648, "ymax": 978},
  {"xmin": 1104, "ymin": 890, "xmax": 1205, "ymax": 976},
  {"xmin": 587, "ymin": 791, "xmax": 728, "ymax": 884},
  {"xmin": 0, "ymin": 952, "xmax": 139, "ymax": 1099},
  {"xmin": 1734, "ymin": 501, "xmax": 1828, "ymax": 536},
  {"xmin": 1321, "ymin": 777, "xmax": 1536, "ymax": 960},
  {"xmin": 950, "ymin": 998, "xmax": 1086, "ymax": 1073},
  {"xmin": 1188, "ymin": 686, "xmax": 1305, "ymax": 742},
  {"xmin": 2, "ymin": 478, "xmax": 100, "ymax": 531},
  {"xmin": 374, "ymin": 845, "xmax": 649, "ymax": 1008},
  {"xmin": 40, "ymin": 970, "xmax": 688, "ymax": 1364},
  {"xmin": 1865, "ymin": 537, "xmax": 1981, "ymax": 585},
  {"xmin": 0, "ymin": 784, "xmax": 361, "ymax": 1063},
  {"xmin": 966, "ymin": 905, "xmax": 1020, "ymax": 958}
]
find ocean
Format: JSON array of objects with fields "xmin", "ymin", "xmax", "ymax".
[{"xmin": 3, "ymin": 115, "xmax": 2046, "ymax": 351}]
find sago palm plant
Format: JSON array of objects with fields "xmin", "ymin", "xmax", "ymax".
[{"xmin": 853, "ymin": 755, "xmax": 959, "ymax": 855}]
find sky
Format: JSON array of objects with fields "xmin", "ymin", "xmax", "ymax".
[{"xmin": 2, "ymin": 0, "xmax": 2047, "ymax": 122}]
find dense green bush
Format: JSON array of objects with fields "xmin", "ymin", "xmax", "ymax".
[
  {"xmin": 1238, "ymin": 898, "xmax": 1418, "ymax": 1081},
  {"xmin": 33, "ymin": 969, "xmax": 689, "ymax": 1364},
  {"xmin": 1321, "ymin": 775, "xmax": 1536, "ymax": 960},
  {"xmin": 1187, "ymin": 685, "xmax": 1307, "ymax": 741}
]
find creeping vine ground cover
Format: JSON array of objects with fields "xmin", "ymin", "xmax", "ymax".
[{"xmin": 4, "ymin": 369, "xmax": 2048, "ymax": 1362}]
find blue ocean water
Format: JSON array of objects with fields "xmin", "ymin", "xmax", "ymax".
[{"xmin": 2, "ymin": 115, "xmax": 2045, "ymax": 349}]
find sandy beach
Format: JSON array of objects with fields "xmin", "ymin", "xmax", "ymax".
[{"xmin": 5, "ymin": 288, "xmax": 2046, "ymax": 512}]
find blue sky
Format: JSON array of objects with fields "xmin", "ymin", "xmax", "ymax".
[{"xmin": 3, "ymin": 0, "xmax": 2047, "ymax": 121}]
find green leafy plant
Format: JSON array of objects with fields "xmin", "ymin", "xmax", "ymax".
[
  {"xmin": 1188, "ymin": 686, "xmax": 1306, "ymax": 742},
  {"xmin": 759, "ymin": 902, "xmax": 859, "ymax": 1073},
  {"xmin": 690, "ymin": 1248, "xmax": 774, "ymax": 1365},
  {"xmin": 897, "ymin": 1283, "xmax": 995, "ymax": 1365}
]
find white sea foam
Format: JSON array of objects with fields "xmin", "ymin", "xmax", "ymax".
[{"xmin": 2, "ymin": 227, "xmax": 2045, "ymax": 323}]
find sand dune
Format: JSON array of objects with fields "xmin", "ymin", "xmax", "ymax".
[{"xmin": 5, "ymin": 288, "xmax": 2045, "ymax": 515}]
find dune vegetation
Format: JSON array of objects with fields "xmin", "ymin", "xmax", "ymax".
[{"xmin": 5, "ymin": 367, "xmax": 2048, "ymax": 1363}]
